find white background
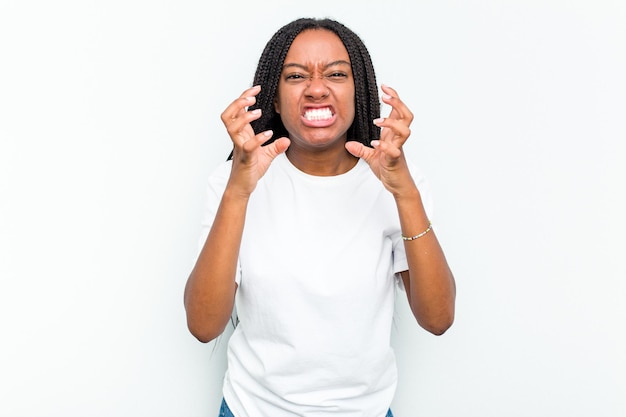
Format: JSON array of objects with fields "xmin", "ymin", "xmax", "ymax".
[{"xmin": 1, "ymin": 1, "xmax": 625, "ymax": 416}]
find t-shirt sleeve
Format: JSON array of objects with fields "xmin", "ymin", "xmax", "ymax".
[
  {"xmin": 392, "ymin": 162, "xmax": 436, "ymax": 287},
  {"xmin": 196, "ymin": 160, "xmax": 242, "ymax": 285}
]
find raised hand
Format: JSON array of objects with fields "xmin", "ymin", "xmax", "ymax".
[
  {"xmin": 222, "ymin": 85, "xmax": 290, "ymax": 197},
  {"xmin": 345, "ymin": 85, "xmax": 417, "ymax": 198}
]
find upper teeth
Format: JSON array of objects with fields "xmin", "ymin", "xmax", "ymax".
[{"xmin": 304, "ymin": 108, "xmax": 333, "ymax": 121}]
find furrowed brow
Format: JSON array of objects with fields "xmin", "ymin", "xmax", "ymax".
[
  {"xmin": 282, "ymin": 60, "xmax": 352, "ymax": 71},
  {"xmin": 324, "ymin": 60, "xmax": 351, "ymax": 69}
]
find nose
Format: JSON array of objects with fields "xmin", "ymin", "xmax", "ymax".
[{"xmin": 305, "ymin": 76, "xmax": 329, "ymax": 99}]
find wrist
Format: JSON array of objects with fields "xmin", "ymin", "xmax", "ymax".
[
  {"xmin": 392, "ymin": 183, "xmax": 421, "ymax": 203},
  {"xmin": 222, "ymin": 185, "xmax": 253, "ymax": 203}
]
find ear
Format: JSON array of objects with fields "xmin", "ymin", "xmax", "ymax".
[{"xmin": 274, "ymin": 97, "xmax": 280, "ymax": 114}]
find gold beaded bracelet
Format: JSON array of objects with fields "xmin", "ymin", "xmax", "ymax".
[{"xmin": 401, "ymin": 221, "xmax": 433, "ymax": 241}]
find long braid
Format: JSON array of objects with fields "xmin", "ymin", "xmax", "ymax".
[
  {"xmin": 344, "ymin": 32, "xmax": 381, "ymax": 144},
  {"xmin": 228, "ymin": 18, "xmax": 381, "ymax": 160}
]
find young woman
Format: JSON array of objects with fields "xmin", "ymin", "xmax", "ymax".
[{"xmin": 184, "ymin": 17, "xmax": 456, "ymax": 417}]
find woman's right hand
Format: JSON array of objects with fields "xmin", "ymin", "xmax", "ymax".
[{"xmin": 221, "ymin": 85, "xmax": 290, "ymax": 197}]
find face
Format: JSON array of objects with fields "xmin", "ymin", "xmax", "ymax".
[{"xmin": 274, "ymin": 29, "xmax": 355, "ymax": 151}]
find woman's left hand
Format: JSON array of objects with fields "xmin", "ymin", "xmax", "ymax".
[{"xmin": 345, "ymin": 85, "xmax": 417, "ymax": 198}]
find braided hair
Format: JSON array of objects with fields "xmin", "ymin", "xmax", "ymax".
[{"xmin": 229, "ymin": 18, "xmax": 381, "ymax": 159}]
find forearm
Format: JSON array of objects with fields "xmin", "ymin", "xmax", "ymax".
[
  {"xmin": 184, "ymin": 188, "xmax": 249, "ymax": 342},
  {"xmin": 396, "ymin": 187, "xmax": 456, "ymax": 335}
]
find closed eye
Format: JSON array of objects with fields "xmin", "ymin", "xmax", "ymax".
[{"xmin": 325, "ymin": 71, "xmax": 350, "ymax": 82}]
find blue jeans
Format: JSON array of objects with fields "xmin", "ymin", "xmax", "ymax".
[{"xmin": 219, "ymin": 398, "xmax": 394, "ymax": 416}]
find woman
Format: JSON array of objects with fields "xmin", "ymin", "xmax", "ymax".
[{"xmin": 184, "ymin": 17, "xmax": 456, "ymax": 417}]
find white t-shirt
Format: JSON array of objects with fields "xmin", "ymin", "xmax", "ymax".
[{"xmin": 199, "ymin": 153, "xmax": 434, "ymax": 417}]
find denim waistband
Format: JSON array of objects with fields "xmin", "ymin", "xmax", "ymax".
[{"xmin": 219, "ymin": 398, "xmax": 394, "ymax": 417}]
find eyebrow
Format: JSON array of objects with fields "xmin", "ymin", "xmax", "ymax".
[{"xmin": 282, "ymin": 60, "xmax": 352, "ymax": 71}]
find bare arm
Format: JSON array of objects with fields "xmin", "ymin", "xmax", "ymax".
[
  {"xmin": 184, "ymin": 189, "xmax": 248, "ymax": 342},
  {"xmin": 184, "ymin": 86, "xmax": 290, "ymax": 342},
  {"xmin": 397, "ymin": 189, "xmax": 455, "ymax": 335},
  {"xmin": 345, "ymin": 85, "xmax": 456, "ymax": 335}
]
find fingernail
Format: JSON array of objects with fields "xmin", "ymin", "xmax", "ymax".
[
  {"xmin": 382, "ymin": 93, "xmax": 392, "ymax": 100},
  {"xmin": 371, "ymin": 140, "xmax": 380, "ymax": 147},
  {"xmin": 263, "ymin": 130, "xmax": 273, "ymax": 137},
  {"xmin": 251, "ymin": 109, "xmax": 261, "ymax": 115},
  {"xmin": 373, "ymin": 118, "xmax": 384, "ymax": 125}
]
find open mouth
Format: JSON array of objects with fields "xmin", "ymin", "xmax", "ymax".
[{"xmin": 303, "ymin": 107, "xmax": 334, "ymax": 121}]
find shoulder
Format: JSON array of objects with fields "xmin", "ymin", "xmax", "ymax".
[
  {"xmin": 406, "ymin": 159, "xmax": 427, "ymax": 182},
  {"xmin": 406, "ymin": 159, "xmax": 435, "ymax": 220},
  {"xmin": 202, "ymin": 160, "xmax": 233, "ymax": 200},
  {"xmin": 206, "ymin": 159, "xmax": 232, "ymax": 183},
  {"xmin": 209, "ymin": 159, "xmax": 233, "ymax": 179}
]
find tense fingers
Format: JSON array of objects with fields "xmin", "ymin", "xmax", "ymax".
[
  {"xmin": 373, "ymin": 85, "xmax": 414, "ymax": 146},
  {"xmin": 380, "ymin": 84, "xmax": 414, "ymax": 125},
  {"xmin": 374, "ymin": 117, "xmax": 411, "ymax": 143},
  {"xmin": 370, "ymin": 139, "xmax": 403, "ymax": 159},
  {"xmin": 221, "ymin": 85, "xmax": 263, "ymax": 144}
]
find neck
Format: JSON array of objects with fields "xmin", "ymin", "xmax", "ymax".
[{"xmin": 285, "ymin": 145, "xmax": 358, "ymax": 176}]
